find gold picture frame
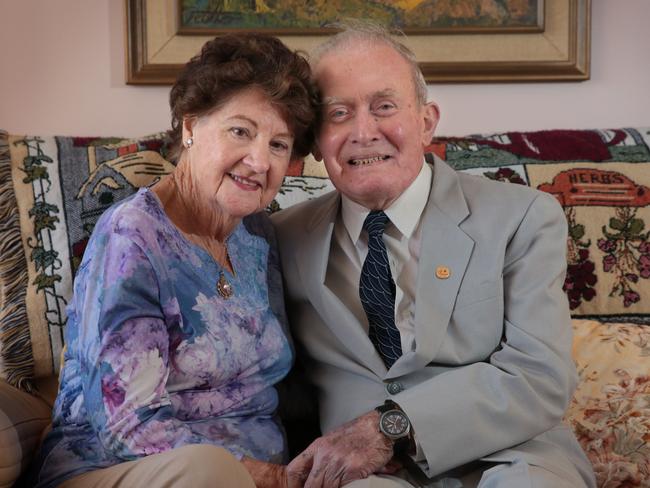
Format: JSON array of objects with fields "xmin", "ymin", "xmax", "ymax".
[{"xmin": 125, "ymin": 0, "xmax": 590, "ymax": 85}]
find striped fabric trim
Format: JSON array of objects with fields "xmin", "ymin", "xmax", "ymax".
[{"xmin": 0, "ymin": 130, "xmax": 35, "ymax": 393}]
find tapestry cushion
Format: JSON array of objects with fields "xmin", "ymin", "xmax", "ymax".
[
  {"xmin": 430, "ymin": 128, "xmax": 650, "ymax": 324},
  {"xmin": 565, "ymin": 319, "xmax": 650, "ymax": 487},
  {"xmin": 0, "ymin": 132, "xmax": 178, "ymax": 385}
]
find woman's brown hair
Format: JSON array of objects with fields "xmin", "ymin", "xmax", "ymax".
[{"xmin": 169, "ymin": 33, "xmax": 317, "ymax": 162}]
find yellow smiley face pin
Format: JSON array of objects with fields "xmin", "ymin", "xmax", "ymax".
[{"xmin": 435, "ymin": 266, "xmax": 451, "ymax": 279}]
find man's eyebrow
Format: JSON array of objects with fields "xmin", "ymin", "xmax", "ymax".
[
  {"xmin": 321, "ymin": 89, "xmax": 398, "ymax": 106},
  {"xmin": 370, "ymin": 89, "xmax": 398, "ymax": 100},
  {"xmin": 321, "ymin": 96, "xmax": 345, "ymax": 106}
]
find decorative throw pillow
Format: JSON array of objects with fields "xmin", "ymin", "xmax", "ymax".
[
  {"xmin": 0, "ymin": 132, "xmax": 177, "ymax": 387},
  {"xmin": 270, "ymin": 154, "xmax": 334, "ymax": 211},
  {"xmin": 565, "ymin": 319, "xmax": 650, "ymax": 487},
  {"xmin": 430, "ymin": 128, "xmax": 650, "ymax": 324}
]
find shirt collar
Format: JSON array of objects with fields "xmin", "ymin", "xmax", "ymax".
[{"xmin": 341, "ymin": 161, "xmax": 432, "ymax": 243}]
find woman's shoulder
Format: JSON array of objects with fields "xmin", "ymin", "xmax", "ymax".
[
  {"xmin": 95, "ymin": 187, "xmax": 169, "ymax": 236},
  {"xmin": 82, "ymin": 187, "xmax": 182, "ymax": 263}
]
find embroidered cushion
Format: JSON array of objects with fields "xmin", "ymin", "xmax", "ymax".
[
  {"xmin": 430, "ymin": 128, "xmax": 650, "ymax": 324},
  {"xmin": 0, "ymin": 132, "xmax": 176, "ymax": 388}
]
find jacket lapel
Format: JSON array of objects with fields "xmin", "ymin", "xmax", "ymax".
[
  {"xmin": 389, "ymin": 157, "xmax": 475, "ymax": 378},
  {"xmin": 296, "ymin": 157, "xmax": 476, "ymax": 379},
  {"xmin": 296, "ymin": 192, "xmax": 387, "ymax": 376}
]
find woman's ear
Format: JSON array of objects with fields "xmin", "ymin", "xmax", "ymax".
[{"xmin": 181, "ymin": 117, "xmax": 196, "ymax": 145}]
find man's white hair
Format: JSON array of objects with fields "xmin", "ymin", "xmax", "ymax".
[{"xmin": 310, "ymin": 19, "xmax": 428, "ymax": 106}]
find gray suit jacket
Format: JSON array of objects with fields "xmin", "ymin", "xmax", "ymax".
[{"xmin": 271, "ymin": 158, "xmax": 594, "ymax": 486}]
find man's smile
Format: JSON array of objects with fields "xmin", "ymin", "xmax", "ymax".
[{"xmin": 349, "ymin": 155, "xmax": 391, "ymax": 166}]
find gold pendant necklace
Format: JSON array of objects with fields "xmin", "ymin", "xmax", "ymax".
[
  {"xmin": 216, "ymin": 240, "xmax": 234, "ymax": 299},
  {"xmin": 217, "ymin": 272, "xmax": 233, "ymax": 299}
]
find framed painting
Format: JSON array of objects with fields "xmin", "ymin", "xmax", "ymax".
[
  {"xmin": 177, "ymin": 0, "xmax": 544, "ymax": 35},
  {"xmin": 125, "ymin": 0, "xmax": 590, "ymax": 84}
]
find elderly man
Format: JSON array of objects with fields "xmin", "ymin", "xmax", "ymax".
[{"xmin": 273, "ymin": 25, "xmax": 596, "ymax": 488}]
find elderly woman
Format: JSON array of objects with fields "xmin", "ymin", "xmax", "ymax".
[{"xmin": 28, "ymin": 33, "xmax": 316, "ymax": 488}]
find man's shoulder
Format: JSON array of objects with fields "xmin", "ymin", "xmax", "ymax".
[
  {"xmin": 456, "ymin": 169, "xmax": 535, "ymax": 198},
  {"xmin": 271, "ymin": 190, "xmax": 338, "ymax": 228},
  {"xmin": 450, "ymin": 170, "xmax": 565, "ymax": 237},
  {"xmin": 455, "ymin": 170, "xmax": 558, "ymax": 212}
]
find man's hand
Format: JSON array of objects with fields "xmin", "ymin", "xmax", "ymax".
[{"xmin": 287, "ymin": 410, "xmax": 394, "ymax": 488}]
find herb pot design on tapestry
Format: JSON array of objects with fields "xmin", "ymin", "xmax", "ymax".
[{"xmin": 537, "ymin": 166, "xmax": 650, "ymax": 318}]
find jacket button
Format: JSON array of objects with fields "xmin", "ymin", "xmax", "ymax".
[{"xmin": 386, "ymin": 381, "xmax": 404, "ymax": 395}]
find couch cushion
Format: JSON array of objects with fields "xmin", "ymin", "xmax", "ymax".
[
  {"xmin": 565, "ymin": 319, "xmax": 650, "ymax": 487},
  {"xmin": 0, "ymin": 379, "xmax": 51, "ymax": 488}
]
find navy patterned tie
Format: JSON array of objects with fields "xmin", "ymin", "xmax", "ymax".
[{"xmin": 359, "ymin": 211, "xmax": 402, "ymax": 368}]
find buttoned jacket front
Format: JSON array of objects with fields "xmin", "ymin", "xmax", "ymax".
[{"xmin": 271, "ymin": 157, "xmax": 594, "ymax": 485}]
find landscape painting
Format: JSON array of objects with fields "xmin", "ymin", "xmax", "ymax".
[{"xmin": 178, "ymin": 0, "xmax": 543, "ymax": 34}]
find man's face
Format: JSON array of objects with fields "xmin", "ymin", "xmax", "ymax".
[{"xmin": 313, "ymin": 41, "xmax": 439, "ymax": 210}]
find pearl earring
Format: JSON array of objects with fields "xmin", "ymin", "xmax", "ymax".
[{"xmin": 185, "ymin": 137, "xmax": 193, "ymax": 148}]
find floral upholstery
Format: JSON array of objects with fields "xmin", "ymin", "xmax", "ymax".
[{"xmin": 567, "ymin": 319, "xmax": 650, "ymax": 487}]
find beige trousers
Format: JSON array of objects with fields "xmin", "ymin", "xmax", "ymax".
[
  {"xmin": 57, "ymin": 447, "xmax": 586, "ymax": 488},
  {"xmin": 58, "ymin": 444, "xmax": 255, "ymax": 488},
  {"xmin": 343, "ymin": 461, "xmax": 583, "ymax": 488}
]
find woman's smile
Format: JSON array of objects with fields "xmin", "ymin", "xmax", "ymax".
[{"xmin": 228, "ymin": 173, "xmax": 262, "ymax": 191}]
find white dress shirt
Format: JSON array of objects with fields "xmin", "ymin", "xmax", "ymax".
[{"xmin": 325, "ymin": 162, "xmax": 432, "ymax": 355}]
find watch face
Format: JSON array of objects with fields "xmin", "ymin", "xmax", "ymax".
[{"xmin": 381, "ymin": 411, "xmax": 409, "ymax": 437}]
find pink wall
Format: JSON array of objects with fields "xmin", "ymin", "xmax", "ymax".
[{"xmin": 1, "ymin": 0, "xmax": 648, "ymax": 137}]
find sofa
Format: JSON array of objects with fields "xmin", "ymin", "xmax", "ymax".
[{"xmin": 1, "ymin": 127, "xmax": 649, "ymax": 488}]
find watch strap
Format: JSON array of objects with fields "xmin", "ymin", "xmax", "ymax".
[
  {"xmin": 375, "ymin": 400, "xmax": 412, "ymax": 455},
  {"xmin": 375, "ymin": 399, "xmax": 399, "ymax": 414}
]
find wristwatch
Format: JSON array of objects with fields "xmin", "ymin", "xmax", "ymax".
[{"xmin": 375, "ymin": 400, "xmax": 411, "ymax": 455}]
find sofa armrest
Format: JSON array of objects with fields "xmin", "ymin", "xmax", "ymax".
[{"xmin": 0, "ymin": 380, "xmax": 51, "ymax": 488}]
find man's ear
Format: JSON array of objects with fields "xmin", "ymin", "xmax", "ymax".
[{"xmin": 421, "ymin": 102, "xmax": 440, "ymax": 146}]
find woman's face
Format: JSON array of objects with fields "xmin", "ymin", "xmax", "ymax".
[{"xmin": 182, "ymin": 88, "xmax": 295, "ymax": 219}]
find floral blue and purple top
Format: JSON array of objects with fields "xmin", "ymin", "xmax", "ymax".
[{"xmin": 30, "ymin": 188, "xmax": 293, "ymax": 488}]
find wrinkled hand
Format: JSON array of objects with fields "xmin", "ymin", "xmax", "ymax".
[
  {"xmin": 241, "ymin": 456, "xmax": 288, "ymax": 488},
  {"xmin": 287, "ymin": 410, "xmax": 394, "ymax": 488}
]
